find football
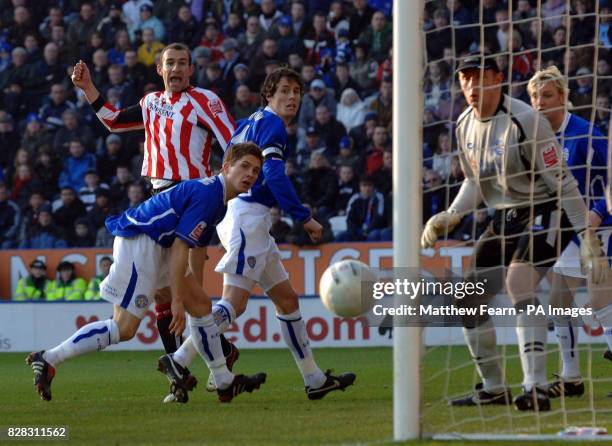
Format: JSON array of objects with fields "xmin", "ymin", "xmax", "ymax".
[{"xmin": 319, "ymin": 259, "xmax": 377, "ymax": 317}]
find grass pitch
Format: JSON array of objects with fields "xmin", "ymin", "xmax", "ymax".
[{"xmin": 2, "ymin": 346, "xmax": 612, "ymax": 445}]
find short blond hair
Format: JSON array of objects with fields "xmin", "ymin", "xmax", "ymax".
[{"xmin": 527, "ymin": 65, "xmax": 569, "ymax": 101}]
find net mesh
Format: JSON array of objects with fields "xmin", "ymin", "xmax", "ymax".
[{"xmin": 420, "ymin": 0, "xmax": 612, "ymax": 437}]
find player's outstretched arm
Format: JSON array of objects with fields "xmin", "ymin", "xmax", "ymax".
[
  {"xmin": 421, "ymin": 176, "xmax": 479, "ymax": 249},
  {"xmin": 168, "ymin": 239, "xmax": 190, "ymax": 336},
  {"xmin": 262, "ymin": 155, "xmax": 311, "ymax": 220},
  {"xmin": 71, "ymin": 60, "xmax": 100, "ymax": 103},
  {"xmin": 188, "ymin": 246, "xmax": 208, "ymax": 285},
  {"xmin": 169, "ymin": 239, "xmax": 214, "ymax": 332},
  {"xmin": 72, "ymin": 59, "xmax": 144, "ymax": 133},
  {"xmin": 303, "ymin": 218, "xmax": 323, "ymax": 243}
]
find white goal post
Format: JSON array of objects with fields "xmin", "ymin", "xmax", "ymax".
[{"xmin": 393, "ymin": 0, "xmax": 423, "ymax": 441}]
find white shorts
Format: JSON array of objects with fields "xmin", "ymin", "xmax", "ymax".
[
  {"xmin": 215, "ymin": 199, "xmax": 288, "ymax": 292},
  {"xmin": 100, "ymin": 234, "xmax": 170, "ymax": 319},
  {"xmin": 553, "ymin": 229, "xmax": 612, "ymax": 279}
]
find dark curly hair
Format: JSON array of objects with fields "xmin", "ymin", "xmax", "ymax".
[{"xmin": 259, "ymin": 66, "xmax": 304, "ymax": 106}]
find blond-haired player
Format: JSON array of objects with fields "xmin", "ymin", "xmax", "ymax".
[{"xmin": 529, "ymin": 65, "xmax": 612, "ymax": 398}]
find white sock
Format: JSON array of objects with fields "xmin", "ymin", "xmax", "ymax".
[
  {"xmin": 172, "ymin": 336, "xmax": 199, "ymax": 368},
  {"xmin": 277, "ymin": 310, "xmax": 326, "ymax": 388},
  {"xmin": 174, "ymin": 302, "xmax": 235, "ymax": 369},
  {"xmin": 515, "ymin": 302, "xmax": 548, "ymax": 390},
  {"xmin": 212, "ymin": 300, "xmax": 236, "ymax": 332},
  {"xmin": 552, "ymin": 315, "xmax": 581, "ymax": 379},
  {"xmin": 189, "ymin": 314, "xmax": 234, "ymax": 390},
  {"xmin": 463, "ymin": 318, "xmax": 504, "ymax": 392},
  {"xmin": 43, "ymin": 319, "xmax": 120, "ymax": 367},
  {"xmin": 595, "ymin": 304, "xmax": 612, "ymax": 352}
]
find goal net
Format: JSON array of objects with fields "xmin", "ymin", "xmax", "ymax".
[{"xmin": 414, "ymin": 0, "xmax": 612, "ymax": 439}]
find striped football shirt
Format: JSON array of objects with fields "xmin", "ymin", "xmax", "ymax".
[{"xmin": 92, "ymin": 87, "xmax": 235, "ymax": 182}]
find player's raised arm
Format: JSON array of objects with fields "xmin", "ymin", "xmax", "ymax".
[
  {"xmin": 71, "ymin": 60, "xmax": 98, "ymax": 101},
  {"xmin": 71, "ymin": 60, "xmax": 144, "ymax": 133}
]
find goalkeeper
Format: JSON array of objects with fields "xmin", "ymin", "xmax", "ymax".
[{"xmin": 421, "ymin": 52, "xmax": 608, "ymax": 412}]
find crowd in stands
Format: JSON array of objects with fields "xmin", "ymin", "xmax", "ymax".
[
  {"xmin": 423, "ymin": 0, "xmax": 612, "ymax": 240},
  {"xmin": 0, "ymin": 0, "xmax": 395, "ymax": 254}
]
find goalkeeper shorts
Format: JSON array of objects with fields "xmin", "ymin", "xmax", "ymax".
[{"xmin": 471, "ymin": 202, "xmax": 574, "ymax": 270}]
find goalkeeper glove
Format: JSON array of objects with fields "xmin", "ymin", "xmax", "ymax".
[
  {"xmin": 578, "ymin": 230, "xmax": 609, "ymax": 285},
  {"xmin": 421, "ymin": 210, "xmax": 461, "ymax": 249}
]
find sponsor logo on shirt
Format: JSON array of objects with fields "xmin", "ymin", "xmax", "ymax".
[
  {"xmin": 189, "ymin": 221, "xmax": 207, "ymax": 241},
  {"xmin": 542, "ymin": 146, "xmax": 559, "ymax": 168},
  {"xmin": 208, "ymin": 99, "xmax": 224, "ymax": 117},
  {"xmin": 102, "ymin": 283, "xmax": 118, "ymax": 298},
  {"xmin": 147, "ymin": 99, "xmax": 175, "ymax": 118}
]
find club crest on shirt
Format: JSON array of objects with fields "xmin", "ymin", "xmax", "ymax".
[
  {"xmin": 135, "ymin": 294, "xmax": 149, "ymax": 309},
  {"xmin": 563, "ymin": 147, "xmax": 569, "ymax": 162},
  {"xmin": 189, "ymin": 221, "xmax": 207, "ymax": 241},
  {"xmin": 208, "ymin": 99, "xmax": 224, "ymax": 117},
  {"xmin": 247, "ymin": 256, "xmax": 256, "ymax": 268},
  {"xmin": 542, "ymin": 145, "xmax": 559, "ymax": 168}
]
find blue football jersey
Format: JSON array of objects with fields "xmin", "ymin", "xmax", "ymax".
[
  {"xmin": 557, "ymin": 113, "xmax": 612, "ymax": 225},
  {"xmin": 105, "ymin": 176, "xmax": 227, "ymax": 248},
  {"xmin": 228, "ymin": 106, "xmax": 311, "ymax": 222}
]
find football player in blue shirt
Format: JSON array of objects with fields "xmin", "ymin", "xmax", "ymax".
[
  {"xmin": 26, "ymin": 143, "xmax": 266, "ymax": 403},
  {"xmin": 162, "ymin": 67, "xmax": 356, "ymax": 402},
  {"xmin": 529, "ymin": 66, "xmax": 612, "ymax": 398}
]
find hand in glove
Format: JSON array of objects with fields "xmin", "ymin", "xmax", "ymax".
[
  {"xmin": 421, "ymin": 210, "xmax": 462, "ymax": 249},
  {"xmin": 578, "ymin": 230, "xmax": 609, "ymax": 284}
]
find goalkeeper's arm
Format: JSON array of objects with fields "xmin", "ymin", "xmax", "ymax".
[
  {"xmin": 421, "ymin": 178, "xmax": 481, "ymax": 249},
  {"xmin": 532, "ymin": 122, "xmax": 608, "ymax": 283}
]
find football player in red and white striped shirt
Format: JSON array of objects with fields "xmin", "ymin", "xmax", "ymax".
[
  {"xmin": 71, "ymin": 43, "xmax": 236, "ymax": 388},
  {"xmin": 72, "ymin": 43, "xmax": 235, "ymax": 190}
]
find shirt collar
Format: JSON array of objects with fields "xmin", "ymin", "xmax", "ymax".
[
  {"xmin": 264, "ymin": 105, "xmax": 278, "ymax": 116},
  {"xmin": 557, "ymin": 112, "xmax": 571, "ymax": 134},
  {"xmin": 216, "ymin": 173, "xmax": 227, "ymax": 204},
  {"xmin": 163, "ymin": 87, "xmax": 190, "ymax": 103}
]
